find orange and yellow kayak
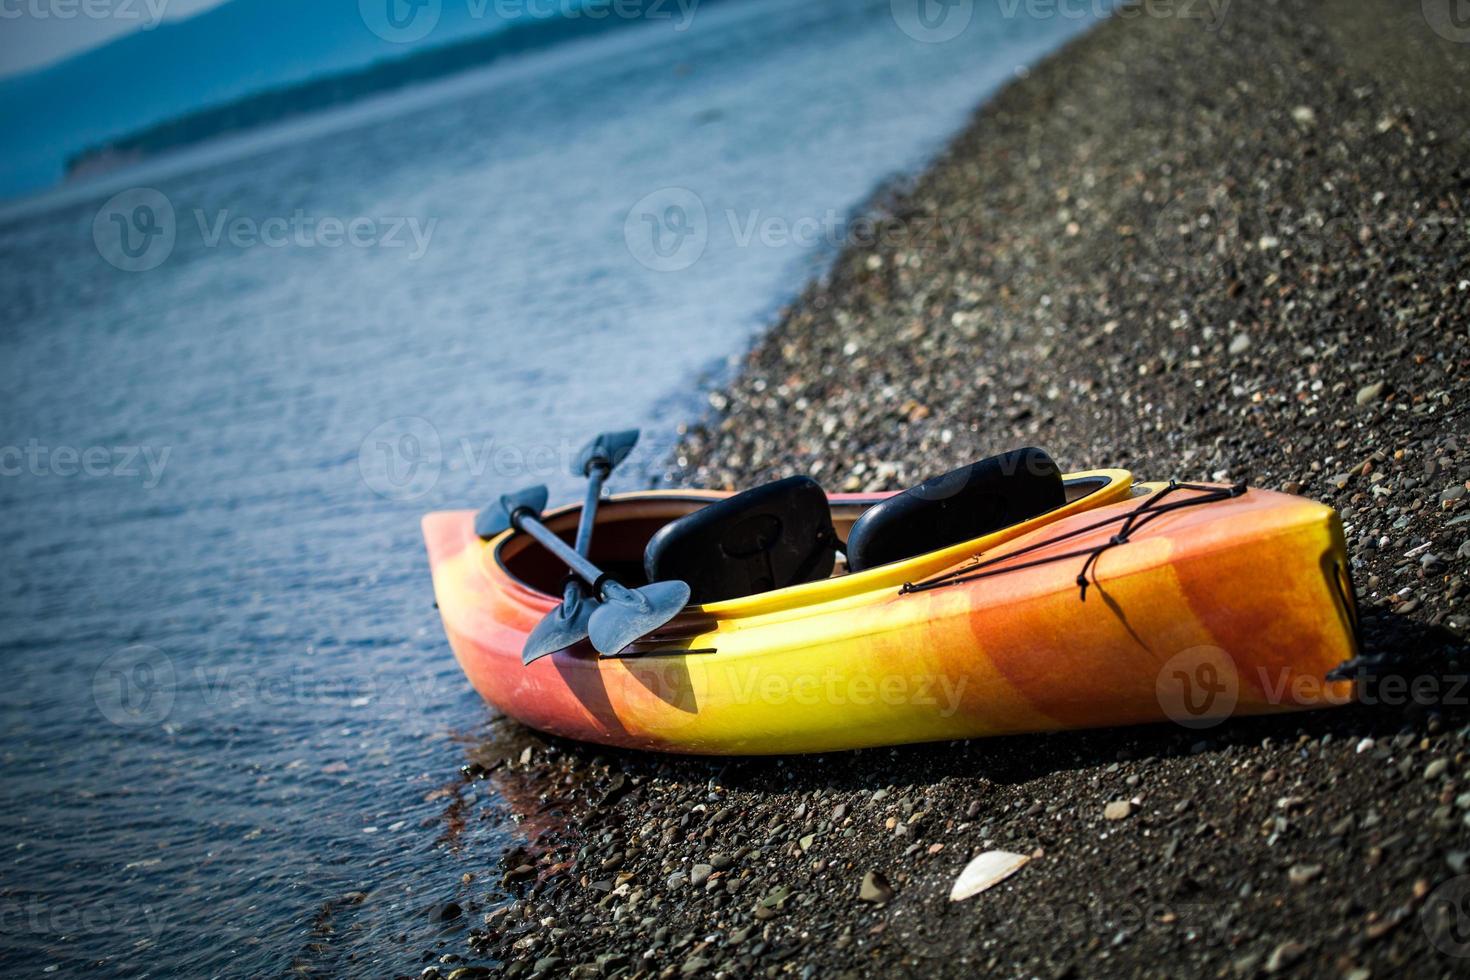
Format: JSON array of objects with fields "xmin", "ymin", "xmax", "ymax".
[{"xmin": 423, "ymin": 471, "xmax": 1358, "ymax": 755}]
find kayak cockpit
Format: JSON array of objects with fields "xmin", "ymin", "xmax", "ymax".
[
  {"xmin": 494, "ymin": 491, "xmax": 883, "ymax": 596},
  {"xmin": 494, "ymin": 462, "xmax": 1128, "ymax": 608}
]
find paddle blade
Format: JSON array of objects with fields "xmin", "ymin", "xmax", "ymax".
[
  {"xmin": 523, "ymin": 591, "xmax": 597, "ymax": 665},
  {"xmin": 589, "ymin": 581, "xmax": 691, "ymax": 657},
  {"xmin": 476, "ymin": 485, "xmax": 550, "ymax": 540},
  {"xmin": 574, "ymin": 430, "xmax": 640, "ymax": 477}
]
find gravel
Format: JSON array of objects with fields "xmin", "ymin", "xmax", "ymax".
[{"xmin": 411, "ymin": 2, "xmax": 1470, "ymax": 977}]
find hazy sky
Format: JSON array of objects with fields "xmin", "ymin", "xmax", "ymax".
[{"xmin": 0, "ymin": 0, "xmax": 230, "ymax": 78}]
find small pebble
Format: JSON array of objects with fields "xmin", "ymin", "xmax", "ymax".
[
  {"xmin": 859, "ymin": 870, "xmax": 894, "ymax": 904},
  {"xmin": 1266, "ymin": 940, "xmax": 1308, "ymax": 973},
  {"xmin": 1356, "ymin": 381, "xmax": 1386, "ymax": 406},
  {"xmin": 1287, "ymin": 863, "xmax": 1322, "ymax": 886}
]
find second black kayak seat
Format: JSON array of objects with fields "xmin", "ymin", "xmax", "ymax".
[
  {"xmin": 644, "ymin": 476, "xmax": 840, "ymax": 605},
  {"xmin": 845, "ymin": 447, "xmax": 1067, "ymax": 573}
]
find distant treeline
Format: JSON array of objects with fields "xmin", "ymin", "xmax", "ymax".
[{"xmin": 66, "ymin": 0, "xmax": 722, "ymax": 177}]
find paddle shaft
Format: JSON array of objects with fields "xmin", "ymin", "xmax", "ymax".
[
  {"xmin": 575, "ymin": 463, "xmax": 608, "ymax": 556},
  {"xmin": 563, "ymin": 462, "xmax": 610, "ymax": 605},
  {"xmin": 513, "ymin": 510, "xmax": 605, "ymax": 589}
]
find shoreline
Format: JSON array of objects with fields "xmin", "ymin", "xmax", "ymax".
[{"xmin": 424, "ymin": 2, "xmax": 1470, "ymax": 977}]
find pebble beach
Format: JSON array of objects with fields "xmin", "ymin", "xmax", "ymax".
[{"xmin": 420, "ymin": 2, "xmax": 1470, "ymax": 976}]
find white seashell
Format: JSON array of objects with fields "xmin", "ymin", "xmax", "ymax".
[{"xmin": 949, "ymin": 850, "xmax": 1030, "ymax": 901}]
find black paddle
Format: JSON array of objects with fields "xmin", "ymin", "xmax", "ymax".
[
  {"xmin": 476, "ymin": 485, "xmax": 690, "ymax": 659},
  {"xmin": 519, "ymin": 431, "xmax": 640, "ymax": 664}
]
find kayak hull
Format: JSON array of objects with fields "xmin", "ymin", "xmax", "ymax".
[{"xmin": 423, "ymin": 476, "xmax": 1357, "ymax": 755}]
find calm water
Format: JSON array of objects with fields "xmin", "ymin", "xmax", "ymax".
[{"xmin": 0, "ymin": 1, "xmax": 1099, "ymax": 974}]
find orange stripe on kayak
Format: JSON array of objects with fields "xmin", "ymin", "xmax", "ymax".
[{"xmin": 962, "ymin": 536, "xmax": 1214, "ymax": 731}]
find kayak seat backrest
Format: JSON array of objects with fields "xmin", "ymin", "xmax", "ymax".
[
  {"xmin": 845, "ymin": 447, "xmax": 1066, "ymax": 573},
  {"xmin": 644, "ymin": 476, "xmax": 839, "ymax": 605}
]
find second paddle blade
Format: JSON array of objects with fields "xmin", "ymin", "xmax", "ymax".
[
  {"xmin": 522, "ymin": 589, "xmax": 597, "ymax": 664},
  {"xmin": 589, "ymin": 580, "xmax": 691, "ymax": 657}
]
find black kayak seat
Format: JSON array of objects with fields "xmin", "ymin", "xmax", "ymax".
[
  {"xmin": 845, "ymin": 447, "xmax": 1066, "ymax": 573},
  {"xmin": 644, "ymin": 476, "xmax": 839, "ymax": 605}
]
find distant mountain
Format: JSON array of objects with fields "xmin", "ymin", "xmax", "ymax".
[
  {"xmin": 0, "ymin": 0, "xmax": 642, "ymax": 199},
  {"xmin": 64, "ymin": 0, "xmax": 724, "ymax": 183}
]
